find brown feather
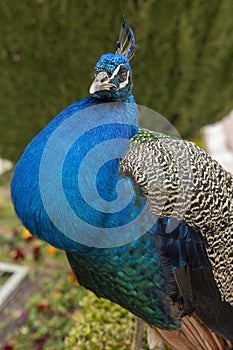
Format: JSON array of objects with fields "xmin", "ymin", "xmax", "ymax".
[{"xmin": 150, "ymin": 315, "xmax": 232, "ymax": 350}]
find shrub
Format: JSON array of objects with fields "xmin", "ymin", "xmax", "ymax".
[{"xmin": 64, "ymin": 291, "xmax": 148, "ymax": 350}]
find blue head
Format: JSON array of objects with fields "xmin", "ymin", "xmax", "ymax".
[{"xmin": 89, "ymin": 17, "xmax": 137, "ymax": 102}]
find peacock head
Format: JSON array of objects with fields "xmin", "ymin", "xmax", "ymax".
[{"xmin": 89, "ymin": 17, "xmax": 137, "ymax": 102}]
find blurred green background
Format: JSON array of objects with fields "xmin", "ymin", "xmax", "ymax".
[{"xmin": 1, "ymin": 0, "xmax": 232, "ymax": 162}]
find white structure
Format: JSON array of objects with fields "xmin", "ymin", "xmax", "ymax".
[
  {"xmin": 203, "ymin": 110, "xmax": 233, "ymax": 174},
  {"xmin": 0, "ymin": 158, "xmax": 12, "ymax": 176},
  {"xmin": 0, "ymin": 263, "xmax": 29, "ymax": 310}
]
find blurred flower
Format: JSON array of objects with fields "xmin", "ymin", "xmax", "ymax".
[
  {"xmin": 20, "ymin": 326, "xmax": 29, "ymax": 335},
  {"xmin": 37, "ymin": 299, "xmax": 51, "ymax": 313},
  {"xmin": 12, "ymin": 249, "xmax": 25, "ymax": 260},
  {"xmin": 45, "ymin": 244, "xmax": 57, "ymax": 256},
  {"xmin": 33, "ymin": 245, "xmax": 41, "ymax": 260},
  {"xmin": 21, "ymin": 228, "xmax": 33, "ymax": 240},
  {"xmin": 20, "ymin": 310, "xmax": 28, "ymax": 322},
  {"xmin": 68, "ymin": 269, "xmax": 78, "ymax": 285},
  {"xmin": 4, "ymin": 344, "xmax": 14, "ymax": 350},
  {"xmin": 35, "ymin": 334, "xmax": 49, "ymax": 350},
  {"xmin": 53, "ymin": 290, "xmax": 62, "ymax": 297}
]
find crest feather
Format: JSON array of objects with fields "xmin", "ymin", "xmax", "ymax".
[{"xmin": 116, "ymin": 16, "xmax": 137, "ymax": 61}]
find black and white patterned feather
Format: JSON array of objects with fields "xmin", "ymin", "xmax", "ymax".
[{"xmin": 121, "ymin": 128, "xmax": 233, "ymax": 337}]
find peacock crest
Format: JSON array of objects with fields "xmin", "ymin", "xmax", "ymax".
[{"xmin": 115, "ymin": 16, "xmax": 137, "ymax": 60}]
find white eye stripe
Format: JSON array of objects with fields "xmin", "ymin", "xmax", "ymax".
[
  {"xmin": 109, "ymin": 64, "xmax": 130, "ymax": 90},
  {"xmin": 109, "ymin": 64, "xmax": 124, "ymax": 80}
]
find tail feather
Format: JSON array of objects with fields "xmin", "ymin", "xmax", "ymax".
[{"xmin": 150, "ymin": 315, "xmax": 232, "ymax": 350}]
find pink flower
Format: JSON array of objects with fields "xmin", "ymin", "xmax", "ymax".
[{"xmin": 20, "ymin": 310, "xmax": 28, "ymax": 322}]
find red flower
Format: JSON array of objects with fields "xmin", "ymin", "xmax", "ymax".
[
  {"xmin": 37, "ymin": 299, "xmax": 51, "ymax": 313},
  {"xmin": 12, "ymin": 249, "xmax": 25, "ymax": 260},
  {"xmin": 35, "ymin": 334, "xmax": 49, "ymax": 350},
  {"xmin": 4, "ymin": 344, "xmax": 14, "ymax": 350},
  {"xmin": 33, "ymin": 245, "xmax": 41, "ymax": 260}
]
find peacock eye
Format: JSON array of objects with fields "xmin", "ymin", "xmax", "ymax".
[{"xmin": 118, "ymin": 69, "xmax": 128, "ymax": 82}]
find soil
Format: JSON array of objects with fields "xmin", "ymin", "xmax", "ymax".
[{"xmin": 0, "ymin": 274, "xmax": 40, "ymax": 347}]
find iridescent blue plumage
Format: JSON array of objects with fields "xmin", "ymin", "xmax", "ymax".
[
  {"xmin": 92, "ymin": 53, "xmax": 133, "ymax": 101},
  {"xmin": 11, "ymin": 17, "xmax": 233, "ymax": 347}
]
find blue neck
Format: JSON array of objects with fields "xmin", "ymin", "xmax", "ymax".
[
  {"xmin": 11, "ymin": 95, "xmax": 139, "ymax": 250},
  {"xmin": 93, "ymin": 87, "xmax": 133, "ymax": 102}
]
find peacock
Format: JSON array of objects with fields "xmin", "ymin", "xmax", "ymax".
[{"xmin": 11, "ymin": 17, "xmax": 233, "ymax": 350}]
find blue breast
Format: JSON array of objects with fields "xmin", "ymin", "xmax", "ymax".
[{"xmin": 11, "ymin": 96, "xmax": 155, "ymax": 250}]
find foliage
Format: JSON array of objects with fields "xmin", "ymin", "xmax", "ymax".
[
  {"xmin": 64, "ymin": 291, "xmax": 149, "ymax": 350},
  {"xmin": 0, "ymin": 172, "xmax": 85, "ymax": 349},
  {"xmin": 8, "ymin": 280, "xmax": 85, "ymax": 350},
  {"xmin": 0, "ymin": 0, "xmax": 233, "ymax": 161}
]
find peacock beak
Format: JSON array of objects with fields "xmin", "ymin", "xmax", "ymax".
[{"xmin": 89, "ymin": 71, "xmax": 116, "ymax": 94}]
